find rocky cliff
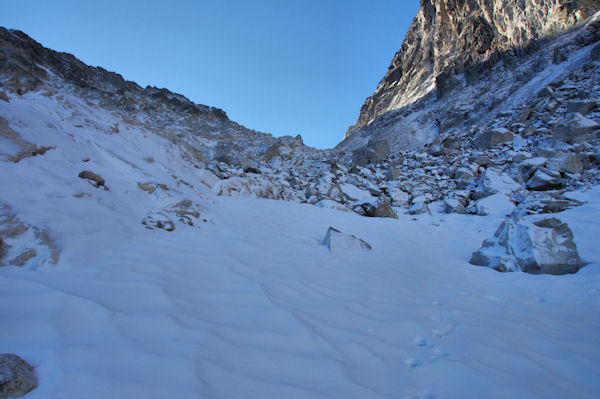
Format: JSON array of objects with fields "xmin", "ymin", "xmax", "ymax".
[{"xmin": 342, "ymin": 0, "xmax": 600, "ymax": 151}]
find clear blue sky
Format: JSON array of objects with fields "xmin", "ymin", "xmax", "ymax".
[{"xmin": 1, "ymin": 1, "xmax": 419, "ymax": 149}]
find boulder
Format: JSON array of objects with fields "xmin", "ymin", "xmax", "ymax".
[
  {"xmin": 352, "ymin": 140, "xmax": 390, "ymax": 166},
  {"xmin": 554, "ymin": 113, "xmax": 600, "ymax": 143},
  {"xmin": 566, "ymin": 100, "xmax": 596, "ymax": 115},
  {"xmin": 469, "ymin": 218, "xmax": 582, "ymax": 275},
  {"xmin": 0, "ymin": 353, "xmax": 38, "ymax": 399},
  {"xmin": 527, "ymin": 169, "xmax": 563, "ymax": 191},
  {"xmin": 408, "ymin": 201, "xmax": 430, "ymax": 215},
  {"xmin": 321, "ymin": 227, "xmax": 371, "ymax": 254},
  {"xmin": 375, "ymin": 198, "xmax": 398, "ymax": 219},
  {"xmin": 477, "ymin": 127, "xmax": 513, "ymax": 149},
  {"xmin": 443, "ymin": 197, "xmax": 467, "ymax": 214},
  {"xmin": 546, "ymin": 153, "xmax": 583, "ymax": 174},
  {"xmin": 388, "ymin": 185, "xmax": 410, "ymax": 206}
]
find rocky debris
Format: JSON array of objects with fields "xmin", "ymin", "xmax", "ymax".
[
  {"xmin": 78, "ymin": 170, "xmax": 106, "ymax": 188},
  {"xmin": 352, "ymin": 140, "xmax": 390, "ymax": 165},
  {"xmin": 470, "ymin": 217, "xmax": 582, "ymax": 275},
  {"xmin": 0, "ymin": 204, "xmax": 58, "ymax": 267},
  {"xmin": 477, "ymin": 128, "xmax": 514, "ymax": 149},
  {"xmin": 0, "ymin": 354, "xmax": 38, "ymax": 399},
  {"xmin": 142, "ymin": 199, "xmax": 207, "ymax": 231},
  {"xmin": 321, "ymin": 227, "xmax": 371, "ymax": 254}
]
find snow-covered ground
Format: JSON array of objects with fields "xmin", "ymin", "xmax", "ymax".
[
  {"xmin": 2, "ymin": 196, "xmax": 600, "ymax": 398},
  {"xmin": 1, "ymin": 89, "xmax": 600, "ymax": 398}
]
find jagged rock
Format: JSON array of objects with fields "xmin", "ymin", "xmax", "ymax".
[
  {"xmin": 443, "ymin": 197, "xmax": 467, "ymax": 214},
  {"xmin": 554, "ymin": 112, "xmax": 600, "ymax": 143},
  {"xmin": 408, "ymin": 201, "xmax": 430, "ymax": 215},
  {"xmin": 472, "ymin": 169, "xmax": 520, "ymax": 200},
  {"xmin": 527, "ymin": 169, "xmax": 563, "ymax": 191},
  {"xmin": 78, "ymin": 170, "xmax": 105, "ymax": 188},
  {"xmin": 546, "ymin": 153, "xmax": 583, "ymax": 174},
  {"xmin": 0, "ymin": 353, "xmax": 38, "ymax": 399},
  {"xmin": 566, "ymin": 100, "xmax": 596, "ymax": 114},
  {"xmin": 352, "ymin": 140, "xmax": 390, "ymax": 166},
  {"xmin": 375, "ymin": 198, "xmax": 398, "ymax": 219},
  {"xmin": 470, "ymin": 218, "xmax": 582, "ymax": 275},
  {"xmin": 477, "ymin": 127, "xmax": 514, "ymax": 149},
  {"xmin": 321, "ymin": 227, "xmax": 371, "ymax": 254},
  {"xmin": 517, "ymin": 157, "xmax": 547, "ymax": 182},
  {"xmin": 0, "ymin": 91, "xmax": 8, "ymax": 102}
]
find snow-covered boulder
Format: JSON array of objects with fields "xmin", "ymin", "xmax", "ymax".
[
  {"xmin": 472, "ymin": 168, "xmax": 520, "ymax": 200},
  {"xmin": 321, "ymin": 227, "xmax": 371, "ymax": 254},
  {"xmin": 339, "ymin": 183, "xmax": 372, "ymax": 203},
  {"xmin": 469, "ymin": 218, "xmax": 582, "ymax": 275},
  {"xmin": 0, "ymin": 353, "xmax": 38, "ymax": 399}
]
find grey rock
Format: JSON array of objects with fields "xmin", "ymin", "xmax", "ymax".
[
  {"xmin": 470, "ymin": 218, "xmax": 582, "ymax": 275},
  {"xmin": 0, "ymin": 91, "xmax": 8, "ymax": 102},
  {"xmin": 566, "ymin": 100, "xmax": 596, "ymax": 114},
  {"xmin": 477, "ymin": 127, "xmax": 514, "ymax": 149},
  {"xmin": 527, "ymin": 169, "xmax": 563, "ymax": 191},
  {"xmin": 443, "ymin": 197, "xmax": 467, "ymax": 214},
  {"xmin": 408, "ymin": 201, "xmax": 430, "ymax": 215},
  {"xmin": 546, "ymin": 153, "xmax": 583, "ymax": 174},
  {"xmin": 554, "ymin": 113, "xmax": 600, "ymax": 143},
  {"xmin": 0, "ymin": 353, "xmax": 38, "ymax": 399},
  {"xmin": 321, "ymin": 227, "xmax": 371, "ymax": 254}
]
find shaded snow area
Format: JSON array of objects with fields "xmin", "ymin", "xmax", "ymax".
[{"xmin": 1, "ymin": 92, "xmax": 599, "ymax": 398}]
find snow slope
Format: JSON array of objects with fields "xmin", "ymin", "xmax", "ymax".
[{"xmin": 1, "ymin": 194, "xmax": 599, "ymax": 398}]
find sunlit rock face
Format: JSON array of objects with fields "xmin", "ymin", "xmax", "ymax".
[
  {"xmin": 352, "ymin": 0, "xmax": 595, "ymax": 131},
  {"xmin": 341, "ymin": 0, "xmax": 598, "ymax": 153}
]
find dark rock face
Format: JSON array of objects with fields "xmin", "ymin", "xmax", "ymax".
[{"xmin": 347, "ymin": 0, "xmax": 595, "ymax": 134}]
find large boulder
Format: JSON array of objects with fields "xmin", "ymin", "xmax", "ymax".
[
  {"xmin": 0, "ymin": 353, "xmax": 38, "ymax": 399},
  {"xmin": 469, "ymin": 218, "xmax": 582, "ymax": 275},
  {"xmin": 352, "ymin": 140, "xmax": 390, "ymax": 166},
  {"xmin": 476, "ymin": 127, "xmax": 513, "ymax": 149},
  {"xmin": 321, "ymin": 227, "xmax": 371, "ymax": 254},
  {"xmin": 526, "ymin": 168, "xmax": 563, "ymax": 191},
  {"xmin": 553, "ymin": 113, "xmax": 600, "ymax": 143}
]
